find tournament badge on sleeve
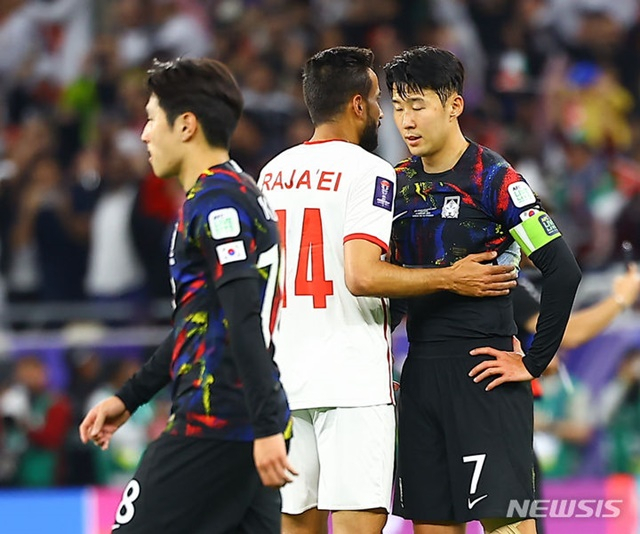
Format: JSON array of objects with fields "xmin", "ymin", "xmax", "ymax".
[{"xmin": 373, "ymin": 177, "xmax": 394, "ymax": 211}]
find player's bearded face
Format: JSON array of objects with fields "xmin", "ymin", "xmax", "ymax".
[{"xmin": 359, "ymin": 108, "xmax": 379, "ymax": 153}]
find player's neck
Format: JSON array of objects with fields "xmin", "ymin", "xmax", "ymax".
[
  {"xmin": 420, "ymin": 131, "xmax": 469, "ymax": 174},
  {"xmin": 178, "ymin": 145, "xmax": 231, "ymax": 192},
  {"xmin": 309, "ymin": 122, "xmax": 358, "ymax": 145}
]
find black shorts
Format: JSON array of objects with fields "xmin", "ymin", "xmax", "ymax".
[
  {"xmin": 393, "ymin": 339, "xmax": 535, "ymax": 523},
  {"xmin": 112, "ymin": 433, "xmax": 281, "ymax": 534}
]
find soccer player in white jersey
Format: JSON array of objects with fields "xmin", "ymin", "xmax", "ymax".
[{"xmin": 258, "ymin": 46, "xmax": 519, "ymax": 534}]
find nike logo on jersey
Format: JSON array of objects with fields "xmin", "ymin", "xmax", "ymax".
[{"xmin": 467, "ymin": 494, "xmax": 488, "ymax": 509}]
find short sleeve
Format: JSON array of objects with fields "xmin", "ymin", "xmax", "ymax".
[{"xmin": 343, "ymin": 161, "xmax": 396, "ymax": 252}]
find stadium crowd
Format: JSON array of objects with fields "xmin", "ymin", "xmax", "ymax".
[{"xmin": 0, "ymin": 0, "xmax": 639, "ymax": 489}]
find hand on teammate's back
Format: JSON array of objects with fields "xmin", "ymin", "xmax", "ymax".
[
  {"xmin": 253, "ymin": 433, "xmax": 298, "ymax": 488},
  {"xmin": 448, "ymin": 251, "xmax": 518, "ymax": 297},
  {"xmin": 79, "ymin": 396, "xmax": 131, "ymax": 450}
]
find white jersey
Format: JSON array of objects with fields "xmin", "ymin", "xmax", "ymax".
[{"xmin": 258, "ymin": 140, "xmax": 396, "ymax": 409}]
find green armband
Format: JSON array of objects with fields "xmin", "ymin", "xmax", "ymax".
[{"xmin": 509, "ymin": 211, "xmax": 561, "ymax": 256}]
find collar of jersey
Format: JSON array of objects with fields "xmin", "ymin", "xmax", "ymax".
[{"xmin": 303, "ymin": 138, "xmax": 350, "ymax": 145}]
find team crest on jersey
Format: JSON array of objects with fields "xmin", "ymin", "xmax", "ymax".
[
  {"xmin": 441, "ymin": 196, "xmax": 460, "ymax": 219},
  {"xmin": 373, "ymin": 176, "xmax": 394, "ymax": 211},
  {"xmin": 508, "ymin": 182, "xmax": 536, "ymax": 208},
  {"xmin": 208, "ymin": 207, "xmax": 241, "ymax": 239}
]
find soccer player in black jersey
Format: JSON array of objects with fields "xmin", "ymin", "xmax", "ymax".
[
  {"xmin": 384, "ymin": 47, "xmax": 582, "ymax": 534},
  {"xmin": 79, "ymin": 58, "xmax": 294, "ymax": 534}
]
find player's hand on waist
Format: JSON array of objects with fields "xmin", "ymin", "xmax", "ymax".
[
  {"xmin": 253, "ymin": 433, "xmax": 298, "ymax": 488},
  {"xmin": 448, "ymin": 251, "xmax": 517, "ymax": 297},
  {"xmin": 468, "ymin": 336, "xmax": 534, "ymax": 391}
]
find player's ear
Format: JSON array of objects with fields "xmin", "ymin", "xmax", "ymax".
[
  {"xmin": 449, "ymin": 94, "xmax": 464, "ymax": 121},
  {"xmin": 352, "ymin": 94, "xmax": 365, "ymax": 118},
  {"xmin": 178, "ymin": 112, "xmax": 198, "ymax": 141}
]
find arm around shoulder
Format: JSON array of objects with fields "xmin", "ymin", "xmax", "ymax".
[{"xmin": 344, "ymin": 240, "xmax": 516, "ymax": 298}]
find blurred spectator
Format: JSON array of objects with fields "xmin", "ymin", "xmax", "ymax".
[
  {"xmin": 112, "ymin": 0, "xmax": 154, "ymax": 70},
  {"xmin": 547, "ymin": 61, "xmax": 633, "ymax": 151},
  {"xmin": 540, "ymin": 0, "xmax": 636, "ymax": 56},
  {"xmin": 534, "ymin": 356, "xmax": 595, "ymax": 478},
  {"xmin": 615, "ymin": 194, "xmax": 640, "ymax": 262},
  {"xmin": 151, "ymin": 0, "xmax": 213, "ymax": 59},
  {"xmin": 241, "ymin": 59, "xmax": 298, "ymax": 158},
  {"xmin": 0, "ymin": 359, "xmax": 24, "ymax": 485},
  {"xmin": 22, "ymin": 0, "xmax": 94, "ymax": 87},
  {"xmin": 0, "ymin": 1, "xmax": 38, "ymax": 98},
  {"xmin": 599, "ymin": 347, "xmax": 640, "ymax": 474},
  {"xmin": 3, "ymin": 355, "xmax": 72, "ymax": 486},
  {"xmin": 10, "ymin": 155, "xmax": 93, "ymax": 302},
  {"xmin": 63, "ymin": 348, "xmax": 102, "ymax": 485},
  {"xmin": 424, "ymin": 0, "xmax": 486, "ymax": 109},
  {"xmin": 84, "ymin": 143, "xmax": 146, "ymax": 303},
  {"xmin": 66, "ymin": 348, "xmax": 102, "ymax": 421},
  {"xmin": 2, "ymin": 115, "xmax": 59, "ymax": 303},
  {"xmin": 548, "ymin": 138, "xmax": 625, "ymax": 268}
]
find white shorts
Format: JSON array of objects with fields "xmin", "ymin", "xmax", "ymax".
[{"xmin": 281, "ymin": 404, "xmax": 395, "ymax": 514}]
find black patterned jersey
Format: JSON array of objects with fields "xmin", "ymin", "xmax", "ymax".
[
  {"xmin": 166, "ymin": 160, "xmax": 290, "ymax": 441},
  {"xmin": 392, "ymin": 141, "xmax": 542, "ymax": 346}
]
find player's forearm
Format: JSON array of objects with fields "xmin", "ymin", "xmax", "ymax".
[
  {"xmin": 524, "ymin": 238, "xmax": 582, "ymax": 377},
  {"xmin": 346, "ymin": 259, "xmax": 450, "ymax": 297},
  {"xmin": 218, "ymin": 278, "xmax": 287, "ymax": 439},
  {"xmin": 115, "ymin": 332, "xmax": 173, "ymax": 414}
]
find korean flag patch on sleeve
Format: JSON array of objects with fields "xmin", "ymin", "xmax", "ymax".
[
  {"xmin": 373, "ymin": 176, "xmax": 394, "ymax": 211},
  {"xmin": 216, "ymin": 240, "xmax": 247, "ymax": 265}
]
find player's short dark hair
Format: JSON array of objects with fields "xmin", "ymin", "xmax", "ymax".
[
  {"xmin": 383, "ymin": 46, "xmax": 464, "ymax": 106},
  {"xmin": 147, "ymin": 57, "xmax": 243, "ymax": 149},
  {"xmin": 302, "ymin": 46, "xmax": 374, "ymax": 125}
]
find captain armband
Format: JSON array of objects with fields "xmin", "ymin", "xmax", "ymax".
[{"xmin": 509, "ymin": 210, "xmax": 561, "ymax": 256}]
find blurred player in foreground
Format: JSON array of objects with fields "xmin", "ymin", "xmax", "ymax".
[{"xmin": 79, "ymin": 58, "xmax": 293, "ymax": 533}]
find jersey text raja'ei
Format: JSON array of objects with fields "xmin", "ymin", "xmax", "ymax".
[{"xmin": 259, "ymin": 140, "xmax": 396, "ymax": 410}]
